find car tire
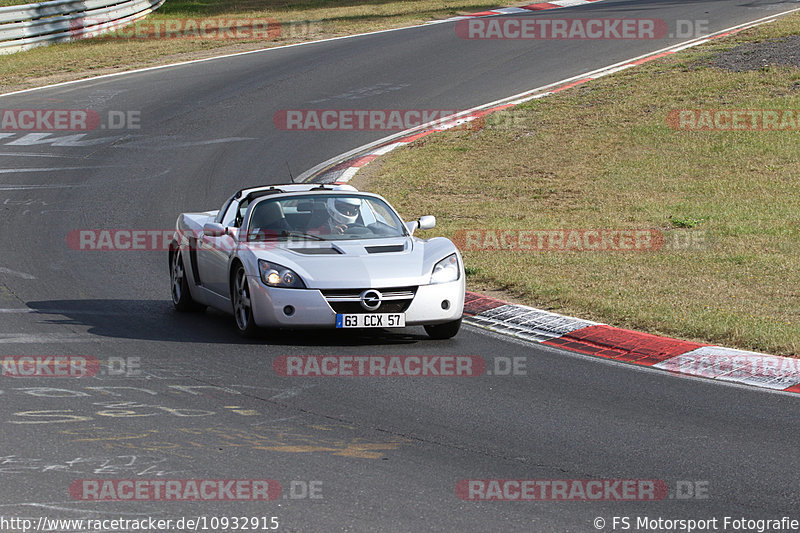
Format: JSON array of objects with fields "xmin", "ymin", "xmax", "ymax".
[
  {"xmin": 232, "ymin": 264, "xmax": 260, "ymax": 338},
  {"xmin": 424, "ymin": 318, "xmax": 461, "ymax": 340},
  {"xmin": 170, "ymin": 250, "xmax": 205, "ymax": 312}
]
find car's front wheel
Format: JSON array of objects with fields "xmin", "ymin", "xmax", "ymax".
[
  {"xmin": 424, "ymin": 318, "xmax": 461, "ymax": 340},
  {"xmin": 232, "ymin": 264, "xmax": 260, "ymax": 338},
  {"xmin": 170, "ymin": 250, "xmax": 205, "ymax": 312}
]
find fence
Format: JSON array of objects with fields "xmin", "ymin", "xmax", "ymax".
[{"xmin": 0, "ymin": 0, "xmax": 164, "ymax": 53}]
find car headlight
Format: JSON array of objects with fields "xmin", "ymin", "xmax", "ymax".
[
  {"xmin": 430, "ymin": 253, "xmax": 460, "ymax": 284},
  {"xmin": 259, "ymin": 260, "xmax": 306, "ymax": 288}
]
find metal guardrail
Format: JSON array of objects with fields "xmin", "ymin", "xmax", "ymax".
[{"xmin": 0, "ymin": 0, "xmax": 164, "ymax": 54}]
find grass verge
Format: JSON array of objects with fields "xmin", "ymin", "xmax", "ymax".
[
  {"xmin": 0, "ymin": 0, "xmax": 504, "ymax": 94},
  {"xmin": 353, "ymin": 13, "xmax": 800, "ymax": 356}
]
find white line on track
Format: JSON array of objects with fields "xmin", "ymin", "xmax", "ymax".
[
  {"xmin": 170, "ymin": 137, "xmax": 257, "ymax": 147},
  {"xmin": 0, "ymin": 333, "xmax": 97, "ymax": 343},
  {"xmin": 0, "ymin": 502, "xmax": 150, "ymax": 516},
  {"xmin": 0, "ymin": 152, "xmax": 79, "ymax": 158},
  {"xmin": 0, "ymin": 267, "xmax": 36, "ymax": 279},
  {"xmin": 0, "ymin": 184, "xmax": 82, "ymax": 190},
  {"xmin": 0, "ymin": 308, "xmax": 134, "ymax": 315},
  {"xmin": 0, "ymin": 166, "xmax": 111, "ymax": 174},
  {"xmin": 0, "ymin": 20, "xmax": 449, "ymax": 99}
]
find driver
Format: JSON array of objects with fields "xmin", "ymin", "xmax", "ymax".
[{"xmin": 313, "ymin": 196, "xmax": 362, "ymax": 235}]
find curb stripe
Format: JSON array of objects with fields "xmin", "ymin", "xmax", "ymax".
[
  {"xmin": 349, "ymin": 155, "xmax": 378, "ymax": 167},
  {"xmin": 431, "ymin": 0, "xmax": 608, "ymax": 25},
  {"xmin": 463, "ymin": 292, "xmax": 507, "ymax": 315},
  {"xmin": 462, "ymin": 292, "xmax": 799, "ymax": 393},
  {"xmin": 551, "ymin": 78, "xmax": 592, "ymax": 92},
  {"xmin": 543, "ymin": 325, "xmax": 705, "ymax": 366},
  {"xmin": 396, "ymin": 131, "xmax": 436, "ymax": 143},
  {"xmin": 653, "ymin": 347, "xmax": 800, "ymax": 390},
  {"xmin": 522, "ymin": 3, "xmax": 561, "ymax": 10},
  {"xmin": 494, "ymin": 8, "xmax": 531, "ymax": 14},
  {"xmin": 629, "ymin": 52, "xmax": 674, "ymax": 65}
]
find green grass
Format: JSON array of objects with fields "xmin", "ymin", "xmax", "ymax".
[{"xmin": 353, "ymin": 14, "xmax": 800, "ymax": 356}]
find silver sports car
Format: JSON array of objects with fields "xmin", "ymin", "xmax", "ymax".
[{"xmin": 169, "ymin": 183, "xmax": 465, "ymax": 338}]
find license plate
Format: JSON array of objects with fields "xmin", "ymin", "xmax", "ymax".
[{"xmin": 336, "ymin": 313, "xmax": 405, "ymax": 328}]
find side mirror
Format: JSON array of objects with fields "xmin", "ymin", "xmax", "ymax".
[
  {"xmin": 418, "ymin": 215, "xmax": 436, "ymax": 230},
  {"xmin": 203, "ymin": 222, "xmax": 226, "ymax": 237}
]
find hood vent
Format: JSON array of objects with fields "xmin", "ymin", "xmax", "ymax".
[
  {"xmin": 289, "ymin": 247, "xmax": 342, "ymax": 255},
  {"xmin": 365, "ymin": 244, "xmax": 405, "ymax": 254}
]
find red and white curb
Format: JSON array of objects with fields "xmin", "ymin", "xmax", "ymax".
[
  {"xmin": 299, "ymin": 8, "xmax": 798, "ymax": 185},
  {"xmin": 464, "ymin": 292, "xmax": 800, "ymax": 394},
  {"xmin": 308, "ymin": 111, "xmax": 505, "ymax": 183},
  {"xmin": 299, "ymin": 9, "xmax": 800, "ymax": 395},
  {"xmin": 427, "ymin": 0, "xmax": 606, "ymax": 25}
]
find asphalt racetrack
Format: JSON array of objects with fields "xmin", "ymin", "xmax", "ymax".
[{"xmin": 1, "ymin": 0, "xmax": 799, "ymax": 531}]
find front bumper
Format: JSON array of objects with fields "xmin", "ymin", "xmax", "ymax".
[{"xmin": 247, "ymin": 276, "xmax": 465, "ymax": 328}]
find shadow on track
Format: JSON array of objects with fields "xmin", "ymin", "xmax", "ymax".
[{"xmin": 24, "ymin": 299, "xmax": 427, "ymax": 346}]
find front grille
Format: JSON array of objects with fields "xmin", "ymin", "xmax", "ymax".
[
  {"xmin": 321, "ymin": 286, "xmax": 417, "ymax": 314},
  {"xmin": 328, "ymin": 301, "xmax": 411, "ymax": 314}
]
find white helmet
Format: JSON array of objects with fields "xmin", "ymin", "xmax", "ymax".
[{"xmin": 327, "ymin": 196, "xmax": 361, "ymax": 225}]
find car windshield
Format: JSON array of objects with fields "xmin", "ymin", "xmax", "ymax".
[{"xmin": 246, "ymin": 194, "xmax": 408, "ymax": 241}]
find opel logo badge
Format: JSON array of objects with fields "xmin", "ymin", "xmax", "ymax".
[{"xmin": 360, "ymin": 289, "xmax": 382, "ymax": 311}]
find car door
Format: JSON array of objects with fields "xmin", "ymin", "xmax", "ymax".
[{"xmin": 196, "ymin": 198, "xmax": 245, "ymax": 298}]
